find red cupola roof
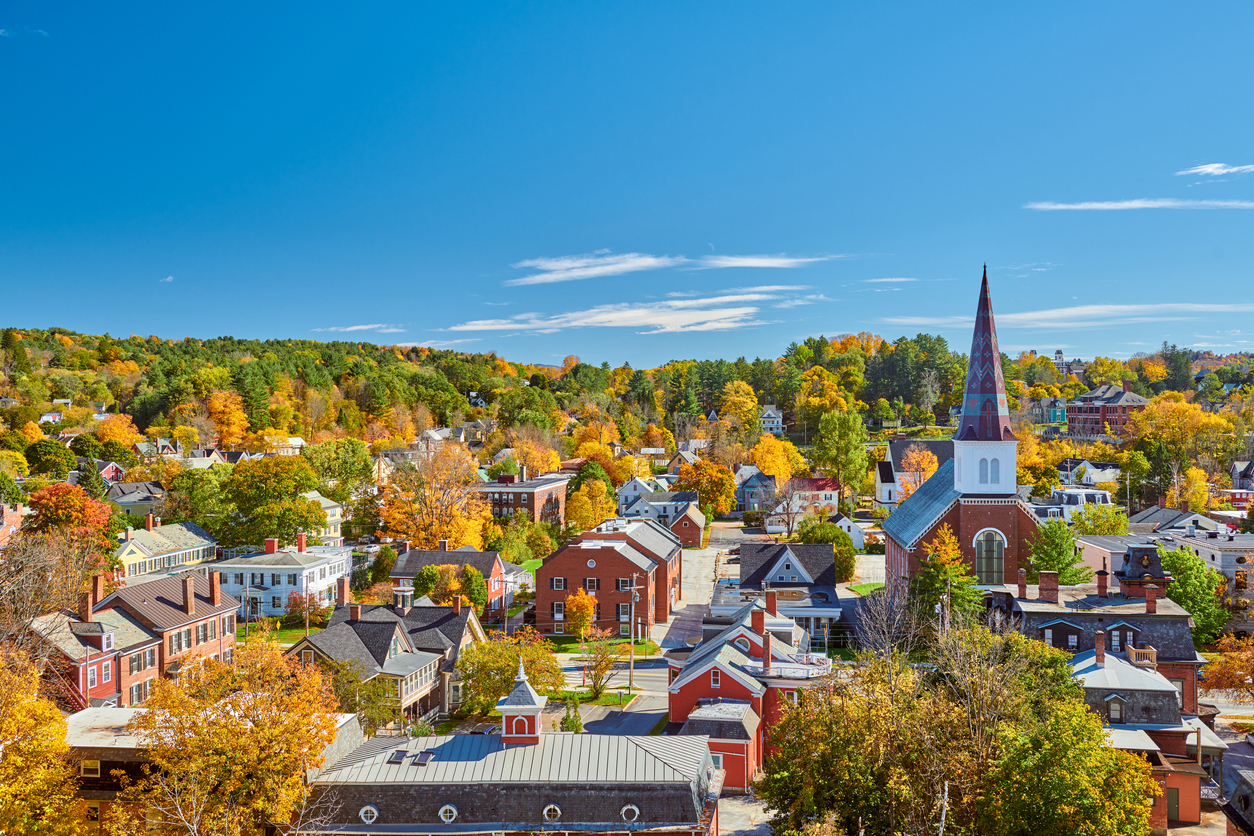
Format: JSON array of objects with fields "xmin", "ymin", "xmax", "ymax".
[{"xmin": 956, "ymin": 267, "xmax": 1017, "ymax": 442}]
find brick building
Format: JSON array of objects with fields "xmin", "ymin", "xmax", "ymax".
[
  {"xmin": 669, "ymin": 502, "xmax": 705, "ymax": 548},
  {"xmin": 535, "ymin": 518, "xmax": 685, "ymax": 635},
  {"xmin": 391, "ymin": 540, "xmax": 510, "ymax": 618},
  {"xmin": 1066, "ymin": 382, "xmax": 1149, "ymax": 440},
  {"xmin": 473, "ymin": 471, "xmax": 571, "ymax": 525}
]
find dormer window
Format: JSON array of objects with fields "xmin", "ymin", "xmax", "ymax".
[
  {"xmin": 1108, "ymin": 698, "xmax": 1124, "ymax": 724},
  {"xmin": 102, "ymin": 633, "xmax": 114, "ymax": 651}
]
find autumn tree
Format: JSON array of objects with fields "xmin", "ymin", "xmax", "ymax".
[
  {"xmin": 1201, "ymin": 634, "xmax": 1254, "ymax": 701},
  {"xmin": 1070, "ymin": 503, "xmax": 1129, "ymax": 535},
  {"xmin": 455, "ymin": 627, "xmax": 564, "ymax": 714},
  {"xmin": 910, "ymin": 524, "xmax": 982, "ymax": 627},
  {"xmin": 322, "ymin": 659, "xmax": 400, "ymax": 738},
  {"xmin": 0, "ymin": 648, "xmax": 84, "ymax": 833},
  {"xmin": 25, "ymin": 482, "xmax": 117, "ymax": 558},
  {"xmin": 217, "ymin": 456, "xmax": 326, "ymax": 547},
  {"xmin": 300, "ymin": 437, "xmax": 374, "ymax": 506},
  {"xmin": 1159, "ymin": 545, "xmax": 1230, "ymax": 644},
  {"xmin": 672, "ymin": 459, "xmax": 736, "ymax": 516},
  {"xmin": 0, "ymin": 530, "xmax": 103, "ymax": 668},
  {"xmin": 896, "ymin": 444, "xmax": 939, "ymax": 502},
  {"xmin": 207, "ymin": 389, "xmax": 250, "ymax": 448},
  {"xmin": 582, "ymin": 628, "xmax": 621, "ymax": 699},
  {"xmin": 461, "ymin": 564, "xmax": 488, "ymax": 614},
  {"xmin": 812, "ymin": 409, "xmax": 869, "ymax": 507},
  {"xmin": 95, "ymin": 413, "xmax": 144, "ymax": 447},
  {"xmin": 564, "ymin": 588, "xmax": 597, "ymax": 641},
  {"xmin": 718, "ymin": 380, "xmax": 761, "ymax": 439},
  {"xmin": 1027, "ymin": 519, "xmax": 1092, "ymax": 585},
  {"xmin": 567, "ymin": 479, "xmax": 617, "ymax": 531},
  {"xmin": 110, "ymin": 641, "xmax": 339, "ymax": 836},
  {"xmin": 282, "ymin": 590, "xmax": 332, "ymax": 630},
  {"xmin": 380, "ymin": 445, "xmax": 491, "ymax": 550},
  {"xmin": 750, "ymin": 434, "xmax": 807, "ymax": 483}
]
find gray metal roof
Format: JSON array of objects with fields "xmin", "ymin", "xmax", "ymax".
[
  {"xmin": 98, "ymin": 572, "xmax": 240, "ymax": 631},
  {"xmin": 880, "ymin": 458, "xmax": 961, "ymax": 549},
  {"xmin": 1070, "ymin": 649, "xmax": 1178, "ymax": 693},
  {"xmin": 887, "ymin": 438, "xmax": 954, "ymax": 473}
]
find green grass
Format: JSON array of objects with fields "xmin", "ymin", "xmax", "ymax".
[
  {"xmin": 506, "ymin": 602, "xmax": 529, "ymax": 617},
  {"xmin": 520, "ymin": 558, "xmax": 542, "ymax": 578},
  {"xmin": 826, "ymin": 646, "xmax": 857, "ymax": 661},
  {"xmin": 546, "ymin": 636, "xmax": 662, "ymax": 656},
  {"xmin": 236, "ymin": 623, "xmax": 323, "ymax": 646},
  {"xmin": 648, "ymin": 713, "xmax": 670, "ymax": 735},
  {"xmin": 848, "ymin": 582, "xmax": 885, "ymax": 597},
  {"xmin": 553, "ymin": 689, "xmax": 637, "ymax": 707},
  {"xmin": 434, "ymin": 719, "xmax": 459, "ymax": 735}
]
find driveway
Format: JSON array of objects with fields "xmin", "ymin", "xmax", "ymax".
[
  {"xmin": 582, "ymin": 695, "xmax": 668, "ymax": 735},
  {"xmin": 719, "ymin": 796, "xmax": 770, "ymax": 836},
  {"xmin": 653, "ymin": 522, "xmax": 766, "ymax": 649}
]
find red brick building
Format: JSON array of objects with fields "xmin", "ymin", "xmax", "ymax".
[
  {"xmin": 391, "ymin": 540, "xmax": 510, "ymax": 618},
  {"xmin": 669, "ymin": 503, "xmax": 706, "ymax": 548},
  {"xmin": 1066, "ymin": 382, "xmax": 1149, "ymax": 440},
  {"xmin": 473, "ymin": 472, "xmax": 571, "ymax": 526}
]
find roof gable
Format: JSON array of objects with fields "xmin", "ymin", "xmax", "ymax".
[{"xmin": 881, "ymin": 459, "xmax": 961, "ymax": 549}]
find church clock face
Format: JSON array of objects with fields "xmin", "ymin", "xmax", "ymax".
[{"xmin": 1140, "ymin": 555, "xmax": 1152, "ymax": 568}]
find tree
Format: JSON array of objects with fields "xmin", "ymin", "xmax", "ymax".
[
  {"xmin": 300, "ymin": 437, "xmax": 374, "ymax": 506},
  {"xmin": 100, "ymin": 438, "xmax": 137, "ymax": 468},
  {"xmin": 566, "ymin": 479, "xmax": 617, "ymax": 531},
  {"xmin": 455, "ymin": 627, "xmax": 564, "ymax": 714},
  {"xmin": 207, "ymin": 390, "xmax": 250, "ymax": 448},
  {"xmin": 560, "ymin": 696, "xmax": 584, "ymax": 733},
  {"xmin": 1027, "ymin": 519, "xmax": 1092, "ymax": 585},
  {"xmin": 1159, "ymin": 545, "xmax": 1230, "ymax": 644},
  {"xmin": 0, "ymin": 648, "xmax": 84, "ymax": 833},
  {"xmin": 1070, "ymin": 503, "xmax": 1129, "ymax": 535},
  {"xmin": 369, "ymin": 545, "xmax": 397, "ymax": 585},
  {"xmin": 582, "ymin": 628, "xmax": 620, "ymax": 699},
  {"xmin": 750, "ymin": 434, "xmax": 807, "ymax": 483},
  {"xmin": 672, "ymin": 459, "xmax": 736, "ymax": 515},
  {"xmin": 217, "ymin": 456, "xmax": 326, "ymax": 547},
  {"xmin": 1202, "ymin": 634, "xmax": 1254, "ymax": 701},
  {"xmin": 462, "ymin": 564, "xmax": 488, "ymax": 614},
  {"xmin": 24, "ymin": 482, "xmax": 116, "ymax": 558},
  {"xmin": 910, "ymin": 524, "xmax": 982, "ymax": 627},
  {"xmin": 411, "ymin": 564, "xmax": 442, "ymax": 599},
  {"xmin": 380, "ymin": 446, "xmax": 491, "ymax": 550},
  {"xmin": 25, "ymin": 438, "xmax": 77, "ymax": 478},
  {"xmin": 95, "ymin": 414, "xmax": 143, "ymax": 447},
  {"xmin": 794, "ymin": 516, "xmax": 857, "ymax": 582},
  {"xmin": 564, "ymin": 588, "xmax": 597, "ymax": 641},
  {"xmin": 76, "ymin": 465, "xmax": 108, "ymax": 499},
  {"xmin": 0, "ymin": 449, "xmax": 29, "ymax": 477},
  {"xmin": 0, "ymin": 472, "xmax": 20, "ymax": 505},
  {"xmin": 69, "ymin": 433, "xmax": 103, "ymax": 461},
  {"xmin": 282, "ymin": 590, "xmax": 331, "ymax": 630},
  {"xmin": 111, "ymin": 641, "xmax": 339, "ymax": 836},
  {"xmin": 567, "ymin": 461, "xmax": 616, "ymax": 498},
  {"xmin": 486, "ymin": 456, "xmax": 520, "ymax": 480},
  {"xmin": 322, "ymin": 658, "xmax": 399, "ymax": 738},
  {"xmin": 896, "ymin": 444, "xmax": 938, "ymax": 502},
  {"xmin": 812, "ymin": 409, "xmax": 869, "ymax": 505}
]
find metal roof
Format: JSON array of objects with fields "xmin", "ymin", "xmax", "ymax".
[{"xmin": 880, "ymin": 459, "xmax": 961, "ymax": 549}]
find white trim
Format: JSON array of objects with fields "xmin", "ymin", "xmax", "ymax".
[
  {"xmin": 970, "ymin": 527, "xmax": 1008, "ymax": 548},
  {"xmin": 666, "ymin": 656, "xmax": 767, "ymax": 696},
  {"xmin": 764, "ymin": 548, "xmax": 815, "ymax": 584}
]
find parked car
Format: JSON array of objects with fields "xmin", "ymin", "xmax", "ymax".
[{"xmin": 468, "ymin": 723, "xmax": 501, "ymax": 735}]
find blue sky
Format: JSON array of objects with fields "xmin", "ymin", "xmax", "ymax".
[{"xmin": 4, "ymin": 3, "xmax": 1254, "ymax": 367}]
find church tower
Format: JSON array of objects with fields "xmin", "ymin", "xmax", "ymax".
[{"xmin": 952, "ymin": 267, "xmax": 1018, "ymax": 495}]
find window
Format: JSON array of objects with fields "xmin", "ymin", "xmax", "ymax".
[
  {"xmin": 301, "ymin": 650, "xmax": 314, "ymax": 664},
  {"xmin": 1170, "ymin": 678, "xmax": 1185, "ymax": 709},
  {"xmin": 102, "ymin": 661, "xmax": 111, "ymax": 683},
  {"xmin": 183, "ymin": 628, "xmax": 192, "ymax": 649},
  {"xmin": 234, "ymin": 573, "xmax": 244, "ymax": 586},
  {"xmin": 551, "ymin": 577, "xmax": 565, "ymax": 591},
  {"xmin": 735, "ymin": 637, "xmax": 750, "ymax": 651},
  {"xmin": 209, "ymin": 619, "xmax": 216, "ymax": 640},
  {"xmin": 223, "ymin": 614, "xmax": 234, "ymax": 633},
  {"xmin": 272, "ymin": 596, "xmax": 282, "ymax": 609},
  {"xmin": 975, "ymin": 530, "xmax": 1005, "ymax": 585},
  {"xmin": 103, "ymin": 633, "xmax": 113, "ymax": 651},
  {"xmin": 620, "ymin": 624, "xmax": 630, "ymax": 636},
  {"xmin": 287, "ymin": 573, "xmax": 298, "ymax": 586},
  {"xmin": 271, "ymin": 573, "xmax": 282, "ymax": 586},
  {"xmin": 87, "ymin": 665, "xmax": 97, "ymax": 688},
  {"xmin": 621, "ymin": 804, "xmax": 641, "ymax": 822},
  {"xmin": 618, "ymin": 603, "xmax": 630, "ymax": 622},
  {"xmin": 129, "ymin": 683, "xmax": 143, "ymax": 704},
  {"xmin": 145, "ymin": 647, "xmax": 156, "ymax": 668},
  {"xmin": 170, "ymin": 633, "xmax": 181, "ymax": 655},
  {"xmin": 786, "ymin": 689, "xmax": 798, "ymax": 704},
  {"xmin": 86, "ymin": 802, "xmax": 100, "ymax": 822},
  {"xmin": 617, "ymin": 578, "xmax": 631, "ymax": 591},
  {"xmin": 543, "ymin": 804, "xmax": 562, "ymax": 822},
  {"xmin": 1108, "ymin": 699, "xmax": 1123, "ymax": 723},
  {"xmin": 439, "ymin": 805, "xmax": 458, "ymax": 823},
  {"xmin": 710, "ymin": 753, "xmax": 724, "ymax": 769},
  {"xmin": 1067, "ymin": 633, "xmax": 1078, "ymax": 650},
  {"xmin": 80, "ymin": 760, "xmax": 101, "ymax": 777},
  {"xmin": 711, "ymin": 669, "xmax": 721, "ymax": 688},
  {"xmin": 584, "ymin": 578, "xmax": 599, "ymax": 591},
  {"xmin": 1238, "ymin": 572, "xmax": 1249, "ymax": 591},
  {"xmin": 1111, "ymin": 631, "xmax": 1120, "ymax": 651},
  {"xmin": 359, "ymin": 806, "xmax": 379, "ymax": 824},
  {"xmin": 553, "ymin": 602, "xmax": 565, "ymax": 621},
  {"xmin": 1043, "ymin": 628, "xmax": 1053, "ymax": 646},
  {"xmin": 979, "ymin": 458, "xmax": 989, "ymax": 484}
]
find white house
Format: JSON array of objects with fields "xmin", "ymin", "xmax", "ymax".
[
  {"xmin": 621, "ymin": 491, "xmax": 700, "ymax": 527},
  {"xmin": 213, "ymin": 537, "xmax": 353, "ymax": 619},
  {"xmin": 760, "ymin": 405, "xmax": 784, "ymax": 436},
  {"xmin": 617, "ymin": 476, "xmax": 669, "ymax": 515}
]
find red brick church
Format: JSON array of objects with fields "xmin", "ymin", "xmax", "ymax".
[{"xmin": 883, "ymin": 268, "xmax": 1040, "ymax": 590}]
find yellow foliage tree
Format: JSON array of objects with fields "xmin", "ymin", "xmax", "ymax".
[
  {"xmin": 207, "ymin": 390, "xmax": 250, "ymax": 449},
  {"xmin": 95, "ymin": 413, "xmax": 144, "ymax": 446},
  {"xmin": 1125, "ymin": 397, "xmax": 1238, "ymax": 469},
  {"xmin": 19, "ymin": 421, "xmax": 45, "ymax": 445},
  {"xmin": 567, "ymin": 480, "xmax": 617, "ymax": 531},
  {"xmin": 718, "ymin": 380, "xmax": 760, "ymax": 430},
  {"xmin": 897, "ymin": 445, "xmax": 939, "ymax": 502},
  {"xmin": 1166, "ymin": 466, "xmax": 1210, "ymax": 511},
  {"xmin": 564, "ymin": 588, "xmax": 598, "ymax": 641},
  {"xmin": 1085, "ymin": 356, "xmax": 1132, "ymax": 386},
  {"xmin": 380, "ymin": 445, "xmax": 492, "ymax": 550},
  {"xmin": 751, "ymin": 434, "xmax": 807, "ymax": 483},
  {"xmin": 0, "ymin": 649, "xmax": 84, "ymax": 833},
  {"xmin": 515, "ymin": 440, "xmax": 561, "ymax": 475}
]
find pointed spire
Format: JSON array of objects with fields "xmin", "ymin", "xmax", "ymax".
[
  {"xmin": 516, "ymin": 657, "xmax": 528, "ymax": 682},
  {"xmin": 956, "ymin": 266, "xmax": 1016, "ymax": 442}
]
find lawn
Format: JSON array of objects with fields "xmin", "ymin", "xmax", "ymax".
[
  {"xmin": 554, "ymin": 689, "xmax": 637, "ymax": 707},
  {"xmin": 545, "ymin": 635, "xmax": 662, "ymax": 656},
  {"xmin": 236, "ymin": 623, "xmax": 322, "ymax": 646},
  {"xmin": 848, "ymin": 582, "xmax": 885, "ymax": 596},
  {"xmin": 520, "ymin": 558, "xmax": 542, "ymax": 578},
  {"xmin": 648, "ymin": 713, "xmax": 670, "ymax": 735}
]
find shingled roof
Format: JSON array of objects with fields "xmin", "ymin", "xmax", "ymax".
[
  {"xmin": 391, "ymin": 546, "xmax": 500, "ymax": 581},
  {"xmin": 739, "ymin": 543, "xmax": 838, "ymax": 588}
]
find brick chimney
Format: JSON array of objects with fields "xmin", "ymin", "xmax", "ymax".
[
  {"xmin": 1122, "ymin": 380, "xmax": 1132, "ymax": 393},
  {"xmin": 1017, "ymin": 567, "xmax": 1027, "ymax": 599},
  {"xmin": 78, "ymin": 590, "xmax": 93, "ymax": 623},
  {"xmin": 264, "ymin": 538, "xmax": 279, "ymax": 554},
  {"xmin": 1158, "ymin": 495, "xmax": 1166, "ymax": 509},
  {"xmin": 1096, "ymin": 570, "xmax": 1108, "ymax": 599},
  {"xmin": 296, "ymin": 533, "xmax": 307, "ymax": 552},
  {"xmin": 1181, "ymin": 499, "xmax": 1190, "ymax": 514},
  {"xmin": 438, "ymin": 539, "xmax": 448, "ymax": 552},
  {"xmin": 183, "ymin": 575, "xmax": 196, "ymax": 615},
  {"xmin": 1095, "ymin": 630, "xmax": 1105, "ymax": 666},
  {"xmin": 766, "ymin": 590, "xmax": 778, "ymax": 616},
  {"xmin": 400, "ymin": 540, "xmax": 411, "ymax": 554},
  {"xmin": 1145, "ymin": 583, "xmax": 1158, "ymax": 614},
  {"xmin": 145, "ymin": 513, "xmax": 154, "ymax": 532},
  {"xmin": 209, "ymin": 571, "xmax": 221, "ymax": 606},
  {"xmin": 453, "ymin": 596, "xmax": 462, "ymax": 614},
  {"xmin": 336, "ymin": 576, "xmax": 350, "ymax": 607},
  {"xmin": 349, "ymin": 603, "xmax": 361, "ymax": 620},
  {"xmin": 519, "ymin": 465, "xmax": 528, "ymax": 482},
  {"xmin": 1038, "ymin": 571, "xmax": 1059, "ymax": 604},
  {"xmin": 751, "ymin": 607, "xmax": 766, "ymax": 657},
  {"xmin": 92, "ymin": 574, "xmax": 105, "ymax": 605}
]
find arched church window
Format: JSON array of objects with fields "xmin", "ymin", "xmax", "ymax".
[
  {"xmin": 990, "ymin": 458, "xmax": 1000, "ymax": 484},
  {"xmin": 979, "ymin": 459, "xmax": 989, "ymax": 484},
  {"xmin": 975, "ymin": 530, "xmax": 1005, "ymax": 585}
]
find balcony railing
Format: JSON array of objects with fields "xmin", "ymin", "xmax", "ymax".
[
  {"xmin": 1125, "ymin": 645, "xmax": 1157, "ymax": 668},
  {"xmin": 742, "ymin": 656, "xmax": 833, "ymax": 679}
]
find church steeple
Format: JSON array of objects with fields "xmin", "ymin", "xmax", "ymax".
[{"xmin": 956, "ymin": 266, "xmax": 1016, "ymax": 443}]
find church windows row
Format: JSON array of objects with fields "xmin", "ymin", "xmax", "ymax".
[{"xmin": 978, "ymin": 458, "xmax": 1001, "ymax": 484}]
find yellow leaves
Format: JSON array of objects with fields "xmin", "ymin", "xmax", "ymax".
[
  {"xmin": 380, "ymin": 445, "xmax": 491, "ymax": 550},
  {"xmin": 1129, "ymin": 356, "xmax": 1167, "ymax": 384},
  {"xmin": 564, "ymin": 587, "xmax": 598, "ymax": 640},
  {"xmin": 1166, "ymin": 466, "xmax": 1209, "ymax": 510},
  {"xmin": 897, "ymin": 445, "xmax": 939, "ymax": 501},
  {"xmin": 207, "ymin": 390, "xmax": 250, "ymax": 448},
  {"xmin": 718, "ymin": 380, "xmax": 760, "ymax": 428},
  {"xmin": 751, "ymin": 435, "xmax": 807, "ymax": 483},
  {"xmin": 95, "ymin": 413, "xmax": 143, "ymax": 446},
  {"xmin": 1125, "ymin": 396, "xmax": 1236, "ymax": 456},
  {"xmin": 18, "ymin": 421, "xmax": 44, "ymax": 444},
  {"xmin": 1085, "ymin": 356, "xmax": 1132, "ymax": 386},
  {"xmin": 243, "ymin": 426, "xmax": 291, "ymax": 454},
  {"xmin": 514, "ymin": 439, "xmax": 561, "ymax": 475},
  {"xmin": 567, "ymin": 480, "xmax": 617, "ymax": 531}
]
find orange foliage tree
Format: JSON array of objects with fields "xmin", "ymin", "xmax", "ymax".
[
  {"xmin": 897, "ymin": 445, "xmax": 939, "ymax": 502},
  {"xmin": 564, "ymin": 588, "xmax": 598, "ymax": 641},
  {"xmin": 95, "ymin": 414, "xmax": 144, "ymax": 446},
  {"xmin": 24, "ymin": 483, "xmax": 117, "ymax": 567},
  {"xmin": 207, "ymin": 390, "xmax": 250, "ymax": 448}
]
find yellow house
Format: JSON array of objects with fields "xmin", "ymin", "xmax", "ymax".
[
  {"xmin": 300, "ymin": 490, "xmax": 344, "ymax": 546},
  {"xmin": 117, "ymin": 516, "xmax": 218, "ymax": 580}
]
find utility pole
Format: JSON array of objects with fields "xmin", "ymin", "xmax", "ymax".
[
  {"xmin": 244, "ymin": 573, "xmax": 251, "ymax": 639},
  {"xmin": 628, "ymin": 571, "xmax": 640, "ymax": 692}
]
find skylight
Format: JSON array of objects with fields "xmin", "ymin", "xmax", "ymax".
[{"xmin": 387, "ymin": 750, "xmax": 407, "ymax": 765}]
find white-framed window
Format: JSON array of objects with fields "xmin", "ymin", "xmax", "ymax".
[
  {"xmin": 620, "ymin": 624, "xmax": 630, "ymax": 636},
  {"xmin": 272, "ymin": 596, "xmax": 282, "ymax": 609},
  {"xmin": 554, "ymin": 622, "xmax": 564, "ymax": 634},
  {"xmin": 87, "ymin": 666, "xmax": 97, "ymax": 688},
  {"xmin": 710, "ymin": 753, "xmax": 724, "ymax": 769},
  {"xmin": 439, "ymin": 805, "xmax": 458, "ymax": 823},
  {"xmin": 543, "ymin": 804, "xmax": 562, "ymax": 822},
  {"xmin": 585, "ymin": 578, "xmax": 599, "ymax": 591},
  {"xmin": 80, "ymin": 760, "xmax": 101, "ymax": 777},
  {"xmin": 301, "ymin": 650, "xmax": 314, "ymax": 664},
  {"xmin": 1111, "ymin": 631, "xmax": 1121, "ymax": 651},
  {"xmin": 1108, "ymin": 699, "xmax": 1123, "ymax": 723},
  {"xmin": 979, "ymin": 458, "xmax": 989, "ymax": 484},
  {"xmin": 618, "ymin": 603, "xmax": 630, "ymax": 622},
  {"xmin": 288, "ymin": 573, "xmax": 298, "ymax": 585},
  {"xmin": 1067, "ymin": 633, "xmax": 1078, "ymax": 650},
  {"xmin": 359, "ymin": 806, "xmax": 378, "ymax": 824},
  {"xmin": 1170, "ymin": 678, "xmax": 1185, "ymax": 709},
  {"xmin": 711, "ymin": 669, "xmax": 721, "ymax": 688},
  {"xmin": 1043, "ymin": 628, "xmax": 1053, "ymax": 646},
  {"xmin": 553, "ymin": 602, "xmax": 565, "ymax": 621},
  {"xmin": 990, "ymin": 458, "xmax": 1000, "ymax": 484},
  {"xmin": 103, "ymin": 633, "xmax": 113, "ymax": 651},
  {"xmin": 786, "ymin": 689, "xmax": 798, "ymax": 704},
  {"xmin": 617, "ymin": 578, "xmax": 631, "ymax": 591},
  {"xmin": 551, "ymin": 577, "xmax": 565, "ymax": 591},
  {"xmin": 85, "ymin": 801, "xmax": 100, "ymax": 821},
  {"xmin": 102, "ymin": 661, "xmax": 111, "ymax": 683}
]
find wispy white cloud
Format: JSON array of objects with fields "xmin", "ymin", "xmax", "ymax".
[
  {"xmin": 863, "ymin": 277, "xmax": 917, "ymax": 283},
  {"xmin": 1025, "ymin": 198, "xmax": 1254, "ymax": 210},
  {"xmin": 398, "ymin": 339, "xmax": 482, "ymax": 349},
  {"xmin": 310, "ymin": 323, "xmax": 406, "ymax": 333},
  {"xmin": 505, "ymin": 250, "xmax": 834, "ymax": 286},
  {"xmin": 1176, "ymin": 163, "xmax": 1254, "ymax": 177},
  {"xmin": 721, "ymin": 284, "xmax": 809, "ymax": 293},
  {"xmin": 483, "ymin": 301, "xmax": 511, "ymax": 306},
  {"xmin": 886, "ymin": 302, "xmax": 1254, "ymax": 330},
  {"xmin": 773, "ymin": 294, "xmax": 832, "ymax": 309},
  {"xmin": 159, "ymin": 275, "xmax": 174, "ymax": 283}
]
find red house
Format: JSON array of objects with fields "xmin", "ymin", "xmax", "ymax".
[
  {"xmin": 668, "ymin": 503, "xmax": 706, "ymax": 549},
  {"xmin": 391, "ymin": 540, "xmax": 509, "ymax": 619},
  {"xmin": 536, "ymin": 539, "xmax": 657, "ymax": 638},
  {"xmin": 666, "ymin": 594, "xmax": 830, "ymax": 792}
]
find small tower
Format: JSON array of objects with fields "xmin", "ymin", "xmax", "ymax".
[
  {"xmin": 496, "ymin": 658, "xmax": 548, "ymax": 745},
  {"xmin": 953, "ymin": 267, "xmax": 1018, "ymax": 495}
]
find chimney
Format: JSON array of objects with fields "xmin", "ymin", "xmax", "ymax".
[
  {"xmin": 336, "ymin": 576, "xmax": 350, "ymax": 607},
  {"xmin": 210, "ymin": 571, "xmax": 222, "ymax": 606},
  {"xmin": 92, "ymin": 574, "xmax": 105, "ymax": 606},
  {"xmin": 1181, "ymin": 499, "xmax": 1190, "ymax": 514},
  {"xmin": 126, "ymin": 528, "xmax": 133, "ymax": 541},
  {"xmin": 1095, "ymin": 630, "xmax": 1106, "ymax": 666},
  {"xmin": 519, "ymin": 465, "xmax": 528, "ymax": 482},
  {"xmin": 453, "ymin": 596, "xmax": 462, "ymax": 614},
  {"xmin": 751, "ymin": 607, "xmax": 766, "ymax": 656},
  {"xmin": 400, "ymin": 540, "xmax": 411, "ymax": 554},
  {"xmin": 145, "ymin": 513, "xmax": 154, "ymax": 532},
  {"xmin": 1145, "ymin": 583, "xmax": 1158, "ymax": 614},
  {"xmin": 1038, "ymin": 571, "xmax": 1059, "ymax": 604},
  {"xmin": 1017, "ymin": 567, "xmax": 1027, "ymax": 599},
  {"xmin": 1158, "ymin": 495, "xmax": 1166, "ymax": 509},
  {"xmin": 1122, "ymin": 380, "xmax": 1132, "ymax": 393},
  {"xmin": 264, "ymin": 538, "xmax": 279, "ymax": 554},
  {"xmin": 1096, "ymin": 570, "xmax": 1108, "ymax": 599},
  {"xmin": 182, "ymin": 575, "xmax": 196, "ymax": 615},
  {"xmin": 349, "ymin": 603, "xmax": 361, "ymax": 621},
  {"xmin": 766, "ymin": 590, "xmax": 778, "ymax": 616},
  {"xmin": 438, "ymin": 539, "xmax": 448, "ymax": 552},
  {"xmin": 78, "ymin": 590, "xmax": 93, "ymax": 623},
  {"xmin": 296, "ymin": 533, "xmax": 307, "ymax": 552},
  {"xmin": 154, "ymin": 516, "xmax": 161, "ymax": 528}
]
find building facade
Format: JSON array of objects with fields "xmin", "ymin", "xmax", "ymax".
[
  {"xmin": 214, "ymin": 535, "xmax": 353, "ymax": 619},
  {"xmin": 1066, "ymin": 382, "xmax": 1149, "ymax": 440},
  {"xmin": 474, "ymin": 472, "xmax": 571, "ymax": 525}
]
